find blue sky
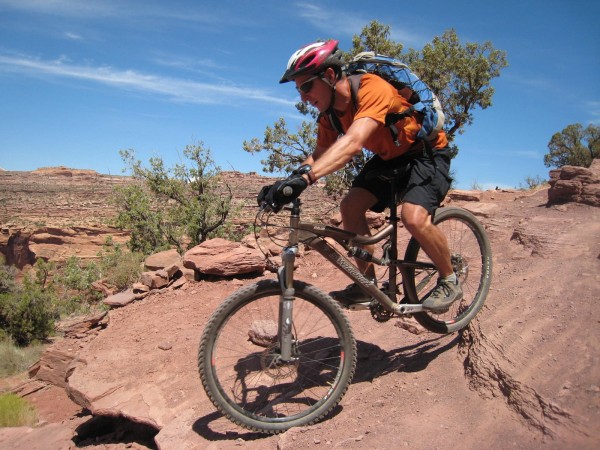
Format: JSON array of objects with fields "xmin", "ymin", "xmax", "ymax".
[{"xmin": 0, "ymin": 0, "xmax": 598, "ymax": 189}]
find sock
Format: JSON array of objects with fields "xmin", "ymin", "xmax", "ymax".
[{"xmin": 444, "ymin": 273, "xmax": 457, "ymax": 284}]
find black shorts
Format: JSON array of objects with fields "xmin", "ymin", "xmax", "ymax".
[{"xmin": 351, "ymin": 147, "xmax": 452, "ymax": 215}]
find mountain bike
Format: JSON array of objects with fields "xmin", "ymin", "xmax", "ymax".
[{"xmin": 198, "ymin": 158, "xmax": 492, "ymax": 434}]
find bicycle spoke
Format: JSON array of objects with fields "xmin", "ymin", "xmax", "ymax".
[{"xmin": 199, "ymin": 281, "xmax": 356, "ymax": 431}]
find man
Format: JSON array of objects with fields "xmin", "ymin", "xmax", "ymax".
[{"xmin": 262, "ymin": 39, "xmax": 461, "ymax": 313}]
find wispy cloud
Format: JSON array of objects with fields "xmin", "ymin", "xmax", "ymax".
[
  {"xmin": 151, "ymin": 53, "xmax": 232, "ymax": 83},
  {"xmin": 587, "ymin": 100, "xmax": 600, "ymax": 124},
  {"xmin": 0, "ymin": 0, "xmax": 240, "ymax": 26},
  {"xmin": 462, "ymin": 145, "xmax": 543, "ymax": 161},
  {"xmin": 509, "ymin": 149, "xmax": 543, "ymax": 160},
  {"xmin": 295, "ymin": 2, "xmax": 365, "ymax": 37},
  {"xmin": 0, "ymin": 0, "xmax": 117, "ymax": 18},
  {"xmin": 294, "ymin": 2, "xmax": 427, "ymax": 47},
  {"xmin": 0, "ymin": 53, "xmax": 294, "ymax": 107},
  {"xmin": 64, "ymin": 31, "xmax": 83, "ymax": 40}
]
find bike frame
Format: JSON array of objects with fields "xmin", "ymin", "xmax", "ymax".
[{"xmin": 274, "ymin": 193, "xmax": 436, "ymax": 362}]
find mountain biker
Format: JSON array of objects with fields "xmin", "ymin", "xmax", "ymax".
[{"xmin": 260, "ymin": 39, "xmax": 461, "ymax": 312}]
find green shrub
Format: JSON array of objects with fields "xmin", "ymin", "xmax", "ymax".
[
  {"xmin": 0, "ymin": 239, "xmax": 144, "ymax": 346},
  {"xmin": 519, "ymin": 175, "xmax": 548, "ymax": 190},
  {"xmin": 59, "ymin": 257, "xmax": 100, "ymax": 292},
  {"xmin": 0, "ymin": 393, "xmax": 38, "ymax": 427},
  {"xmin": 0, "ymin": 264, "xmax": 17, "ymax": 294},
  {"xmin": 97, "ymin": 238, "xmax": 143, "ymax": 291},
  {"xmin": 0, "ymin": 282, "xmax": 57, "ymax": 346},
  {"xmin": 0, "ymin": 335, "xmax": 45, "ymax": 376},
  {"xmin": 53, "ymin": 257, "xmax": 103, "ymax": 315},
  {"xmin": 115, "ymin": 143, "xmax": 236, "ymax": 255}
]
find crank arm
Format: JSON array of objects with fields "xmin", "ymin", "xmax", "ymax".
[{"xmin": 394, "ymin": 303, "xmax": 426, "ymax": 315}]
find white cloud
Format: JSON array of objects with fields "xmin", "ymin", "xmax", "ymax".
[
  {"xmin": 0, "ymin": 0, "xmax": 234, "ymax": 26},
  {"xmin": 0, "ymin": 53, "xmax": 294, "ymax": 107},
  {"xmin": 510, "ymin": 150, "xmax": 543, "ymax": 160},
  {"xmin": 294, "ymin": 2, "xmax": 427, "ymax": 47},
  {"xmin": 0, "ymin": 0, "xmax": 117, "ymax": 18},
  {"xmin": 64, "ymin": 31, "xmax": 83, "ymax": 40},
  {"xmin": 587, "ymin": 100, "xmax": 600, "ymax": 124}
]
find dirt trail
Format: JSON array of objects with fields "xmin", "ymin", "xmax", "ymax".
[{"xmin": 1, "ymin": 188, "xmax": 599, "ymax": 450}]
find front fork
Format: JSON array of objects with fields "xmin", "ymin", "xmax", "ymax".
[{"xmin": 277, "ymin": 246, "xmax": 298, "ymax": 362}]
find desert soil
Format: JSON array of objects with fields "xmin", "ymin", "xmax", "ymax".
[{"xmin": 1, "ymin": 187, "xmax": 599, "ymax": 450}]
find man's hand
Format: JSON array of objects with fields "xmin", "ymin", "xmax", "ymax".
[{"xmin": 257, "ymin": 173, "xmax": 308, "ymax": 211}]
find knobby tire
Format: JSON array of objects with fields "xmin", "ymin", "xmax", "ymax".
[
  {"xmin": 403, "ymin": 207, "xmax": 492, "ymax": 333},
  {"xmin": 198, "ymin": 279, "xmax": 357, "ymax": 434}
]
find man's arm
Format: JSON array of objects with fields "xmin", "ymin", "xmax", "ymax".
[{"xmin": 308, "ymin": 117, "xmax": 379, "ymax": 180}]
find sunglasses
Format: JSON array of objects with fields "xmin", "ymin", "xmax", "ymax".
[{"xmin": 296, "ymin": 75, "xmax": 320, "ymax": 94}]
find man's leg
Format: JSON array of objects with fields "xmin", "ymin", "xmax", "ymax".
[
  {"xmin": 401, "ymin": 202, "xmax": 462, "ymax": 311},
  {"xmin": 339, "ymin": 187, "xmax": 378, "ymax": 279},
  {"xmin": 400, "ymin": 202, "xmax": 452, "ymax": 277},
  {"xmin": 330, "ymin": 188, "xmax": 378, "ymax": 304}
]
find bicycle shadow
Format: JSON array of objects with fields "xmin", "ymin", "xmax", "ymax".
[
  {"xmin": 191, "ymin": 405, "xmax": 344, "ymax": 441},
  {"xmin": 191, "ymin": 334, "xmax": 459, "ymax": 442},
  {"xmin": 352, "ymin": 333, "xmax": 461, "ymax": 383}
]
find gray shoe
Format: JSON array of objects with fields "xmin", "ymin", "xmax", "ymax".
[
  {"xmin": 421, "ymin": 277, "xmax": 463, "ymax": 312},
  {"xmin": 330, "ymin": 282, "xmax": 373, "ymax": 304}
]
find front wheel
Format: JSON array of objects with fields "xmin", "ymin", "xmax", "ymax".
[
  {"xmin": 403, "ymin": 207, "xmax": 492, "ymax": 333},
  {"xmin": 198, "ymin": 279, "xmax": 357, "ymax": 433}
]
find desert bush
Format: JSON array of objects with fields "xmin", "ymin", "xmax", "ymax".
[
  {"xmin": 0, "ymin": 263, "xmax": 17, "ymax": 294},
  {"xmin": 97, "ymin": 237, "xmax": 143, "ymax": 290},
  {"xmin": 0, "ymin": 238, "xmax": 144, "ymax": 346},
  {"xmin": 0, "ymin": 393, "xmax": 38, "ymax": 427},
  {"xmin": 53, "ymin": 257, "xmax": 103, "ymax": 315},
  {"xmin": 0, "ymin": 275, "xmax": 57, "ymax": 346},
  {"xmin": 0, "ymin": 334, "xmax": 45, "ymax": 376},
  {"xmin": 115, "ymin": 142, "xmax": 237, "ymax": 255},
  {"xmin": 519, "ymin": 175, "xmax": 548, "ymax": 190},
  {"xmin": 0, "ymin": 260, "xmax": 59, "ymax": 346},
  {"xmin": 470, "ymin": 180, "xmax": 484, "ymax": 191}
]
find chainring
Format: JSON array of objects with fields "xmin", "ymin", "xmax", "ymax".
[{"xmin": 370, "ymin": 303, "xmax": 394, "ymax": 322}]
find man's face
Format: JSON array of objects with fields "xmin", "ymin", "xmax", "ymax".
[{"xmin": 294, "ymin": 72, "xmax": 332, "ymax": 113}]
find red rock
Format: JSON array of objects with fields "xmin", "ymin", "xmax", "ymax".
[
  {"xmin": 103, "ymin": 289, "xmax": 136, "ymax": 307},
  {"xmin": 183, "ymin": 238, "xmax": 266, "ymax": 276},
  {"xmin": 144, "ymin": 249, "xmax": 181, "ymax": 271}
]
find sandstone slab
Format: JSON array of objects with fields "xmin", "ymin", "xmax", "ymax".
[{"xmin": 183, "ymin": 238, "xmax": 266, "ymax": 276}]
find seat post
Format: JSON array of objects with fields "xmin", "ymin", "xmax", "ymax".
[{"xmin": 386, "ymin": 178, "xmax": 400, "ymax": 301}]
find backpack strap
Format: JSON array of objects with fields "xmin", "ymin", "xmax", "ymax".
[
  {"xmin": 324, "ymin": 75, "xmax": 362, "ymax": 136},
  {"xmin": 326, "ymin": 108, "xmax": 345, "ymax": 136},
  {"xmin": 347, "ymin": 74, "xmax": 437, "ymax": 169},
  {"xmin": 346, "ymin": 74, "xmax": 414, "ymax": 147}
]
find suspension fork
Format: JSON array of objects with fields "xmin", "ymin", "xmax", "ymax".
[{"xmin": 276, "ymin": 201, "xmax": 301, "ymax": 362}]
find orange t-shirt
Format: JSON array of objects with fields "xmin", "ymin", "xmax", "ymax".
[{"xmin": 316, "ymin": 74, "xmax": 448, "ymax": 160}]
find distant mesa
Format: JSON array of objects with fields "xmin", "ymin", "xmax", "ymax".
[{"xmin": 31, "ymin": 166, "xmax": 98, "ymax": 177}]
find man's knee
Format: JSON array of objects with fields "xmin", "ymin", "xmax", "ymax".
[
  {"xmin": 340, "ymin": 195, "xmax": 358, "ymax": 219},
  {"xmin": 401, "ymin": 203, "xmax": 430, "ymax": 235},
  {"xmin": 340, "ymin": 189, "xmax": 374, "ymax": 219}
]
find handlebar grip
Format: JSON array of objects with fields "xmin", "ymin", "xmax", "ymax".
[{"xmin": 282, "ymin": 186, "xmax": 293, "ymax": 196}]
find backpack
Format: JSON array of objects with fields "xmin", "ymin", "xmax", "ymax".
[{"xmin": 330, "ymin": 51, "xmax": 445, "ymax": 144}]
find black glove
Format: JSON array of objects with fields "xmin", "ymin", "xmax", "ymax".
[
  {"xmin": 257, "ymin": 185, "xmax": 272, "ymax": 206},
  {"xmin": 260, "ymin": 173, "xmax": 308, "ymax": 212}
]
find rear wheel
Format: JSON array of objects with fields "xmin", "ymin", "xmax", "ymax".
[
  {"xmin": 403, "ymin": 207, "xmax": 492, "ymax": 333},
  {"xmin": 198, "ymin": 279, "xmax": 357, "ymax": 433}
]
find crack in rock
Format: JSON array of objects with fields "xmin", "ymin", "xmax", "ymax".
[{"xmin": 458, "ymin": 320, "xmax": 586, "ymax": 438}]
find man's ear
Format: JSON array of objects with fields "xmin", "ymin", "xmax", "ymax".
[{"xmin": 323, "ymin": 67, "xmax": 336, "ymax": 87}]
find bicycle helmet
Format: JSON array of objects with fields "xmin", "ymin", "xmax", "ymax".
[{"xmin": 279, "ymin": 40, "xmax": 344, "ymax": 84}]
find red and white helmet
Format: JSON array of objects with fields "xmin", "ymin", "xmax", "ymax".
[{"xmin": 279, "ymin": 40, "xmax": 343, "ymax": 83}]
